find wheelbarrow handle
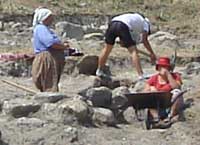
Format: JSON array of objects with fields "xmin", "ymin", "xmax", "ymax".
[{"xmin": 171, "ymin": 89, "xmax": 188, "ymax": 105}]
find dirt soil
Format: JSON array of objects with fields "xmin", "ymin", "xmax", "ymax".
[
  {"xmin": 0, "ymin": 1, "xmax": 200, "ymax": 145},
  {"xmin": 1, "ymin": 66, "xmax": 200, "ymax": 145}
]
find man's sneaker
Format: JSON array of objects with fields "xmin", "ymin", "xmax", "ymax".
[
  {"xmin": 96, "ymin": 68, "xmax": 111, "ymax": 79},
  {"xmin": 138, "ymin": 73, "xmax": 152, "ymax": 81}
]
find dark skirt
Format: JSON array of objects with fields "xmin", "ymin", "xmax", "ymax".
[{"xmin": 32, "ymin": 50, "xmax": 65, "ymax": 92}]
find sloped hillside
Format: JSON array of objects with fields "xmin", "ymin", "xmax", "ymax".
[{"xmin": 1, "ymin": 0, "xmax": 200, "ymax": 37}]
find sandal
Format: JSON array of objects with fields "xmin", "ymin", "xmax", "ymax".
[
  {"xmin": 163, "ymin": 117, "xmax": 171, "ymax": 123},
  {"xmin": 152, "ymin": 120, "xmax": 172, "ymax": 129},
  {"xmin": 151, "ymin": 117, "xmax": 159, "ymax": 123}
]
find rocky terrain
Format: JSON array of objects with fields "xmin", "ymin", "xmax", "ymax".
[{"xmin": 0, "ymin": 0, "xmax": 200, "ymax": 145}]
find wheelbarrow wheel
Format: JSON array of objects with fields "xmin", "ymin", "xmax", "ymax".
[{"xmin": 144, "ymin": 109, "xmax": 152, "ymax": 130}]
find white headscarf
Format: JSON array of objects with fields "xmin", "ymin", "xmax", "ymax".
[{"xmin": 32, "ymin": 7, "xmax": 52, "ymax": 28}]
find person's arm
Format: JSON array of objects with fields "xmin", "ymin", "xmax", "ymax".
[
  {"xmin": 144, "ymin": 83, "xmax": 158, "ymax": 92},
  {"xmin": 166, "ymin": 72, "xmax": 181, "ymax": 89},
  {"xmin": 144, "ymin": 75, "xmax": 158, "ymax": 92},
  {"xmin": 144, "ymin": 83, "xmax": 151, "ymax": 92},
  {"xmin": 142, "ymin": 32, "xmax": 156, "ymax": 64},
  {"xmin": 38, "ymin": 26, "xmax": 70, "ymax": 51},
  {"xmin": 50, "ymin": 43, "xmax": 69, "ymax": 50},
  {"xmin": 161, "ymin": 68, "xmax": 181, "ymax": 89}
]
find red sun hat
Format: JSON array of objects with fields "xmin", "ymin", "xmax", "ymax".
[{"xmin": 156, "ymin": 57, "xmax": 171, "ymax": 70}]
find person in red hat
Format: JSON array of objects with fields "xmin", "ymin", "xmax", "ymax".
[{"xmin": 144, "ymin": 57, "xmax": 184, "ymax": 125}]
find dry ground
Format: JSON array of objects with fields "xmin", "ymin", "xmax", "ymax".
[{"xmin": 1, "ymin": 0, "xmax": 200, "ymax": 37}]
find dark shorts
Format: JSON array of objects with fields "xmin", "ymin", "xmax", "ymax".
[{"xmin": 105, "ymin": 21, "xmax": 136, "ymax": 48}]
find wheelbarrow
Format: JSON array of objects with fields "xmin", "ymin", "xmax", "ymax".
[{"xmin": 124, "ymin": 91, "xmax": 173, "ymax": 129}]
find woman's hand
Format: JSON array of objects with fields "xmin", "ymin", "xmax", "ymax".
[
  {"xmin": 159, "ymin": 67, "xmax": 169, "ymax": 76},
  {"xmin": 150, "ymin": 86, "xmax": 158, "ymax": 92},
  {"xmin": 144, "ymin": 84, "xmax": 158, "ymax": 92},
  {"xmin": 63, "ymin": 41, "xmax": 70, "ymax": 49}
]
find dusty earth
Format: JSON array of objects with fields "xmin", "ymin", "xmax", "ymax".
[
  {"xmin": 0, "ymin": 63, "xmax": 200, "ymax": 145},
  {"xmin": 0, "ymin": 1, "xmax": 200, "ymax": 145}
]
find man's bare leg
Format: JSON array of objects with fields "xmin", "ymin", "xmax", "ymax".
[
  {"xmin": 96, "ymin": 44, "xmax": 113, "ymax": 77},
  {"xmin": 149, "ymin": 109, "xmax": 159, "ymax": 120},
  {"xmin": 98, "ymin": 44, "xmax": 113, "ymax": 68},
  {"xmin": 127, "ymin": 46, "xmax": 143, "ymax": 77},
  {"xmin": 170, "ymin": 96, "xmax": 184, "ymax": 117}
]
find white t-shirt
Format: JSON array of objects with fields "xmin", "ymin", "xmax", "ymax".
[{"xmin": 112, "ymin": 13, "xmax": 149, "ymax": 44}]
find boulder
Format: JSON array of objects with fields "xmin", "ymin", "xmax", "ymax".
[
  {"xmin": 86, "ymin": 86, "xmax": 112, "ymax": 108},
  {"xmin": 76, "ymin": 55, "xmax": 98, "ymax": 75},
  {"xmin": 123, "ymin": 107, "xmax": 136, "ymax": 123},
  {"xmin": 111, "ymin": 86, "xmax": 129, "ymax": 110},
  {"xmin": 38, "ymin": 97, "xmax": 90, "ymax": 124},
  {"xmin": 148, "ymin": 31, "xmax": 180, "ymax": 49},
  {"xmin": 58, "ymin": 98, "xmax": 90, "ymax": 124},
  {"xmin": 16, "ymin": 117, "xmax": 47, "ymax": 128},
  {"xmin": 2, "ymin": 99, "xmax": 40, "ymax": 118},
  {"xmin": 55, "ymin": 21, "xmax": 84, "ymax": 40},
  {"xmin": 131, "ymin": 80, "xmax": 146, "ymax": 92},
  {"xmin": 33, "ymin": 92, "xmax": 69, "ymax": 104},
  {"xmin": 92, "ymin": 107, "xmax": 116, "ymax": 126},
  {"xmin": 37, "ymin": 103, "xmax": 60, "ymax": 123}
]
